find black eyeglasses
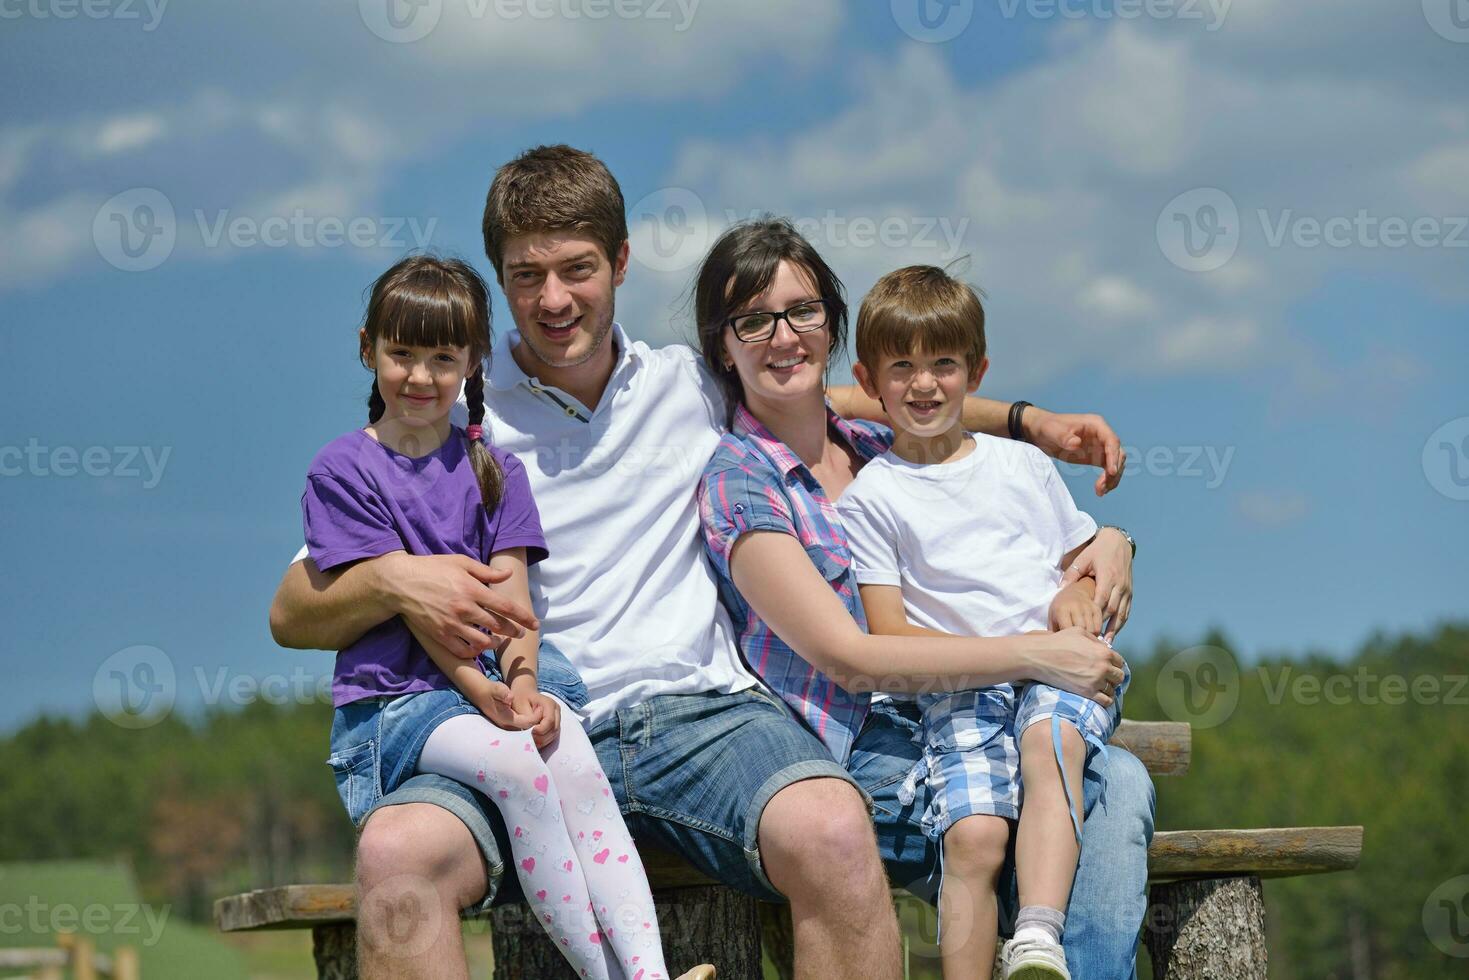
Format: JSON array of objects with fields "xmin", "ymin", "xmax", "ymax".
[{"xmin": 727, "ymin": 299, "xmax": 831, "ymax": 343}]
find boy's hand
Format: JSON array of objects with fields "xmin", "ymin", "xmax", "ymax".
[{"xmin": 1050, "ymin": 583, "xmax": 1103, "ymax": 635}]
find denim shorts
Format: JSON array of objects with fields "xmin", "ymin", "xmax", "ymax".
[
  {"xmin": 325, "ymin": 642, "xmax": 589, "ymax": 912},
  {"xmin": 585, "ymin": 686, "xmax": 868, "ymax": 903}
]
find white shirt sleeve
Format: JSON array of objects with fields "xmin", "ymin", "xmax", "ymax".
[
  {"xmin": 836, "ymin": 477, "xmax": 902, "ymax": 587},
  {"xmin": 1040, "ymin": 457, "xmax": 1100, "ymax": 554}
]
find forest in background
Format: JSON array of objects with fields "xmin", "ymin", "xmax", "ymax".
[{"xmin": 2, "ymin": 622, "xmax": 1466, "ymax": 979}]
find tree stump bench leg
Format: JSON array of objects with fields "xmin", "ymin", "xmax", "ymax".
[
  {"xmin": 311, "ymin": 923, "xmax": 358, "ymax": 980},
  {"xmin": 1145, "ymin": 875, "xmax": 1268, "ymax": 980},
  {"xmin": 492, "ymin": 885, "xmax": 763, "ymax": 979}
]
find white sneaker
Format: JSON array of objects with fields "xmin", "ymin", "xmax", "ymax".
[{"xmin": 1001, "ymin": 936, "xmax": 1071, "ymax": 980}]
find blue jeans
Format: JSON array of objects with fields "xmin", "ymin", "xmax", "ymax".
[{"xmin": 848, "ymin": 698, "xmax": 1155, "ymax": 980}]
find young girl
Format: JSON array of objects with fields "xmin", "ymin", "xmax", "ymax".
[{"xmin": 306, "ymin": 255, "xmax": 713, "ymax": 980}]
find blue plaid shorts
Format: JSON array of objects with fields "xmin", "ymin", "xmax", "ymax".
[{"xmin": 898, "ymin": 665, "xmax": 1129, "ymax": 839}]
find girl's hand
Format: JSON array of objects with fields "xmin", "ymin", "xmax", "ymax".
[
  {"xmin": 1049, "ymin": 584, "xmax": 1103, "ymax": 635},
  {"xmin": 1060, "ymin": 528, "xmax": 1134, "ymax": 642},
  {"xmin": 477, "ymin": 678, "xmax": 522, "ymax": 730},
  {"xmin": 1022, "ymin": 627, "xmax": 1127, "ymax": 707},
  {"xmin": 509, "ymin": 686, "xmax": 561, "ymax": 749}
]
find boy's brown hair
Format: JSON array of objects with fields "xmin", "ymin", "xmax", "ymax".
[
  {"xmin": 855, "ymin": 265, "xmax": 986, "ymax": 372},
  {"xmin": 481, "ymin": 144, "xmax": 628, "ymax": 281}
]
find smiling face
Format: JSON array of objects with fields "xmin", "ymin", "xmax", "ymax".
[
  {"xmin": 362, "ymin": 333, "xmax": 475, "ymax": 430},
  {"xmin": 499, "ymin": 231, "xmax": 628, "ymax": 371},
  {"xmin": 854, "ymin": 346, "xmax": 988, "ymax": 441},
  {"xmin": 721, "ymin": 260, "xmax": 831, "ymax": 413}
]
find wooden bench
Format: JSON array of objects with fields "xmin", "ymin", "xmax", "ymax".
[{"xmin": 215, "ymin": 720, "xmax": 1363, "ymax": 978}]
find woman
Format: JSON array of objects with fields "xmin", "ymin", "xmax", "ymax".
[{"xmin": 693, "ymin": 218, "xmax": 1152, "ymax": 980}]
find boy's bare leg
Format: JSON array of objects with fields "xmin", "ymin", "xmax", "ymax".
[
  {"xmin": 355, "ymin": 803, "xmax": 488, "ymax": 980},
  {"xmin": 759, "ymin": 777, "xmax": 902, "ymax": 980},
  {"xmin": 938, "ymin": 814, "xmax": 1011, "ymax": 980},
  {"xmin": 1015, "ymin": 722, "xmax": 1087, "ymax": 912}
]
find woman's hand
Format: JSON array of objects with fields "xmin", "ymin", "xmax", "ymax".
[
  {"xmin": 1023, "ymin": 408, "xmax": 1126, "ymax": 497},
  {"xmin": 1022, "ymin": 627, "xmax": 1127, "ymax": 707},
  {"xmin": 1049, "ymin": 583, "xmax": 1103, "ymax": 635},
  {"xmin": 1061, "ymin": 528, "xmax": 1134, "ymax": 642}
]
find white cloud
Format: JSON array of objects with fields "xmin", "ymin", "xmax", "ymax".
[{"xmin": 1235, "ymin": 490, "xmax": 1309, "ymax": 528}]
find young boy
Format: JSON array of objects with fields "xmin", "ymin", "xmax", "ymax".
[{"xmin": 836, "ymin": 266, "xmax": 1131, "ymax": 980}]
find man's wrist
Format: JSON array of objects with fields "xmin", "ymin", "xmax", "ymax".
[{"xmin": 1099, "ymin": 525, "xmax": 1137, "ymax": 558}]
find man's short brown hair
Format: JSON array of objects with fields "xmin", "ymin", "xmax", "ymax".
[
  {"xmin": 855, "ymin": 265, "xmax": 986, "ymax": 372},
  {"xmin": 482, "ymin": 144, "xmax": 628, "ymax": 281}
]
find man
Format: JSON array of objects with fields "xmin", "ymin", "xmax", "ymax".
[{"xmin": 271, "ymin": 145, "xmax": 1149, "ymax": 979}]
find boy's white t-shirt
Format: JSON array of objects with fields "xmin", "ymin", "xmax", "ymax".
[
  {"xmin": 835, "ymin": 433, "xmax": 1098, "ymax": 639},
  {"xmin": 296, "ymin": 324, "xmax": 757, "ymax": 725}
]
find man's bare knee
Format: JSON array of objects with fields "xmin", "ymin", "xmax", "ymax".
[
  {"xmin": 357, "ymin": 803, "xmax": 487, "ymax": 906},
  {"xmin": 761, "ymin": 778, "xmax": 882, "ymax": 897}
]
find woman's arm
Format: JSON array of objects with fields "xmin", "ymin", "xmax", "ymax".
[
  {"xmin": 269, "ymin": 551, "xmax": 538, "ymax": 654},
  {"xmin": 730, "ymin": 531, "xmax": 1124, "ymax": 704}
]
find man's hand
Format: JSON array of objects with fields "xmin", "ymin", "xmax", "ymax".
[
  {"xmin": 1022, "ymin": 627, "xmax": 1127, "ymax": 707},
  {"xmin": 1023, "ymin": 407, "xmax": 1126, "ymax": 497},
  {"xmin": 386, "ymin": 552, "xmax": 540, "ymax": 659},
  {"xmin": 1061, "ymin": 529, "xmax": 1134, "ymax": 642},
  {"xmin": 1049, "ymin": 583, "xmax": 1103, "ymax": 635}
]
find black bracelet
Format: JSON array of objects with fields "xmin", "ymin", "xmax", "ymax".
[{"xmin": 1008, "ymin": 400, "xmax": 1033, "ymax": 442}]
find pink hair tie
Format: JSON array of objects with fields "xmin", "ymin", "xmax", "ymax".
[{"xmin": 465, "ymin": 425, "xmax": 484, "ymax": 441}]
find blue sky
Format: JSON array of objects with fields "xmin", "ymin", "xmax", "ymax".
[{"xmin": 2, "ymin": 0, "xmax": 1466, "ymax": 732}]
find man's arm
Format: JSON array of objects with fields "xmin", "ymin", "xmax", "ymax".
[
  {"xmin": 269, "ymin": 550, "xmax": 539, "ymax": 654},
  {"xmin": 828, "ymin": 384, "xmax": 1125, "ymax": 496}
]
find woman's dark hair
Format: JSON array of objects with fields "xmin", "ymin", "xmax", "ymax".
[
  {"xmin": 693, "ymin": 216, "xmax": 848, "ymax": 426},
  {"xmin": 359, "ymin": 254, "xmax": 504, "ymax": 513}
]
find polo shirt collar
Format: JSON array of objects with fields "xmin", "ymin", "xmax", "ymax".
[
  {"xmin": 732, "ymin": 401, "xmax": 880, "ymax": 478},
  {"xmin": 486, "ymin": 321, "xmax": 636, "ymax": 392}
]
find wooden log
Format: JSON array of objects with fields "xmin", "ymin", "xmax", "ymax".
[
  {"xmin": 1145, "ymin": 875, "xmax": 1267, "ymax": 980},
  {"xmin": 1149, "ymin": 826, "xmax": 1362, "ymax": 881},
  {"xmin": 1111, "ymin": 720, "xmax": 1191, "ymax": 776},
  {"xmin": 311, "ymin": 922, "xmax": 358, "ymax": 980},
  {"xmin": 215, "ymin": 884, "xmax": 356, "ymax": 931},
  {"xmin": 491, "ymin": 884, "xmax": 759, "ymax": 979}
]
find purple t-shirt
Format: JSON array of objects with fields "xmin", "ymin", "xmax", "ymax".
[{"xmin": 301, "ymin": 427, "xmax": 548, "ymax": 707}]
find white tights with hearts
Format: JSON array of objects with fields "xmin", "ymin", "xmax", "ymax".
[{"xmin": 418, "ymin": 711, "xmax": 670, "ymax": 980}]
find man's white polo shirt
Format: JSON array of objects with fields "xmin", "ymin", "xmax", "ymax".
[{"xmin": 470, "ymin": 323, "xmax": 756, "ymax": 724}]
